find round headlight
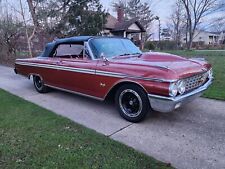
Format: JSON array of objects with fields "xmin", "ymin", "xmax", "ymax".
[
  {"xmin": 208, "ymin": 69, "xmax": 213, "ymax": 79},
  {"xmin": 169, "ymin": 83, "xmax": 178, "ymax": 97},
  {"xmin": 177, "ymin": 80, "xmax": 186, "ymax": 94}
]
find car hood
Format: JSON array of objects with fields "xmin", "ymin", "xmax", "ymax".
[{"xmin": 110, "ymin": 52, "xmax": 210, "ymax": 80}]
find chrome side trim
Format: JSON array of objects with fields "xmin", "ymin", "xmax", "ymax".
[
  {"xmin": 149, "ymin": 65, "xmax": 171, "ymax": 71},
  {"xmin": 127, "ymin": 76, "xmax": 176, "ymax": 82},
  {"xmin": 148, "ymin": 78, "xmax": 213, "ymax": 102},
  {"xmin": 16, "ymin": 62, "xmax": 96, "ymax": 75},
  {"xmin": 96, "ymin": 70, "xmax": 125, "ymax": 78},
  {"xmin": 45, "ymin": 84, "xmax": 104, "ymax": 101},
  {"xmin": 16, "ymin": 61, "xmax": 175, "ymax": 82}
]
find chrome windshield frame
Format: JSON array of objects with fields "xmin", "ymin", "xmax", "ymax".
[{"xmin": 87, "ymin": 37, "xmax": 142, "ymax": 60}]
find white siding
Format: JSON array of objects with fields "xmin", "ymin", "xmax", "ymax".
[
  {"xmin": 182, "ymin": 31, "xmax": 220, "ymax": 45},
  {"xmin": 128, "ymin": 23, "xmax": 141, "ymax": 31}
]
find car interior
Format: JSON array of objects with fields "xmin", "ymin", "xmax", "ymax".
[{"xmin": 53, "ymin": 42, "xmax": 91, "ymax": 60}]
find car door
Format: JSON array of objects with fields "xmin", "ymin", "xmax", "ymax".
[
  {"xmin": 51, "ymin": 43, "xmax": 100, "ymax": 98},
  {"xmin": 38, "ymin": 57, "xmax": 62, "ymax": 87}
]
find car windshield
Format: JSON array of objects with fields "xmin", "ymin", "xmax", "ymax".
[{"xmin": 89, "ymin": 38, "xmax": 142, "ymax": 59}]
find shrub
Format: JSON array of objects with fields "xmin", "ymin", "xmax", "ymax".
[
  {"xmin": 158, "ymin": 41, "xmax": 177, "ymax": 50},
  {"xmin": 144, "ymin": 41, "xmax": 155, "ymax": 50}
]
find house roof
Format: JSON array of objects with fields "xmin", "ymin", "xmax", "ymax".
[
  {"xmin": 104, "ymin": 14, "xmax": 146, "ymax": 33},
  {"xmin": 113, "ymin": 18, "xmax": 145, "ymax": 32},
  {"xmin": 196, "ymin": 30, "xmax": 221, "ymax": 36},
  {"xmin": 105, "ymin": 14, "xmax": 118, "ymax": 30},
  {"xmin": 208, "ymin": 31, "xmax": 221, "ymax": 35}
]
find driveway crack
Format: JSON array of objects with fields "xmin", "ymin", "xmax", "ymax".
[{"xmin": 107, "ymin": 123, "xmax": 133, "ymax": 137}]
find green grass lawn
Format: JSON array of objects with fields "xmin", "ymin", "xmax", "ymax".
[
  {"xmin": 162, "ymin": 50, "xmax": 225, "ymax": 100},
  {"xmin": 0, "ymin": 89, "xmax": 172, "ymax": 169}
]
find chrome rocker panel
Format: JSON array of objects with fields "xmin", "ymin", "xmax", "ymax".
[{"xmin": 148, "ymin": 78, "xmax": 213, "ymax": 113}]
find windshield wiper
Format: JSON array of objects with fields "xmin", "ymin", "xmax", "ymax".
[
  {"xmin": 130, "ymin": 53, "xmax": 142, "ymax": 57},
  {"xmin": 119, "ymin": 53, "xmax": 142, "ymax": 56},
  {"xmin": 118, "ymin": 53, "xmax": 131, "ymax": 56},
  {"xmin": 113, "ymin": 53, "xmax": 142, "ymax": 58},
  {"xmin": 131, "ymin": 52, "xmax": 141, "ymax": 55},
  {"xmin": 131, "ymin": 52, "xmax": 142, "ymax": 55}
]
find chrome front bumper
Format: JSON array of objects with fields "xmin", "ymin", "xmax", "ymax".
[{"xmin": 148, "ymin": 79, "xmax": 213, "ymax": 113}]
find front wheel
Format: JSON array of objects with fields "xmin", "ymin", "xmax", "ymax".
[
  {"xmin": 115, "ymin": 84, "xmax": 150, "ymax": 122},
  {"xmin": 33, "ymin": 75, "xmax": 49, "ymax": 93}
]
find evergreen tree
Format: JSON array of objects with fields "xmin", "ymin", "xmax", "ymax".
[
  {"xmin": 36, "ymin": 0, "xmax": 106, "ymax": 37},
  {"xmin": 112, "ymin": 0, "xmax": 154, "ymax": 30}
]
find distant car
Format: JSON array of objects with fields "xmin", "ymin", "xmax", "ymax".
[{"xmin": 15, "ymin": 36, "xmax": 213, "ymax": 122}]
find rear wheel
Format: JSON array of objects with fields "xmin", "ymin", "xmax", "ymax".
[
  {"xmin": 33, "ymin": 75, "xmax": 49, "ymax": 93},
  {"xmin": 115, "ymin": 84, "xmax": 150, "ymax": 122}
]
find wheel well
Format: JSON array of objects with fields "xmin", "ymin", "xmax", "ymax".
[
  {"xmin": 28, "ymin": 74, "xmax": 42, "ymax": 80},
  {"xmin": 28, "ymin": 74, "xmax": 32, "ymax": 79},
  {"xmin": 105, "ymin": 81, "xmax": 147, "ymax": 101},
  {"xmin": 28, "ymin": 74, "xmax": 35, "ymax": 80}
]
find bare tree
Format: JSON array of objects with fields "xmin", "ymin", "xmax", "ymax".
[
  {"xmin": 0, "ymin": 16, "xmax": 22, "ymax": 56},
  {"xmin": 112, "ymin": 0, "xmax": 154, "ymax": 31},
  {"xmin": 112, "ymin": 0, "xmax": 127, "ymax": 12},
  {"xmin": 181, "ymin": 0, "xmax": 224, "ymax": 49},
  {"xmin": 27, "ymin": 0, "xmax": 39, "ymax": 28},
  {"xmin": 0, "ymin": 0, "xmax": 23, "ymax": 66},
  {"xmin": 19, "ymin": 0, "xmax": 36, "ymax": 57},
  {"xmin": 2, "ymin": 0, "xmax": 36, "ymax": 57},
  {"xmin": 170, "ymin": 0, "xmax": 187, "ymax": 48}
]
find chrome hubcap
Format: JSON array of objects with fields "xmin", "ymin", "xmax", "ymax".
[
  {"xmin": 129, "ymin": 100, "xmax": 134, "ymax": 105},
  {"xmin": 119, "ymin": 89, "xmax": 142, "ymax": 118}
]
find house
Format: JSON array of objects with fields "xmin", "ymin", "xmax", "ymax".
[
  {"xmin": 102, "ymin": 7, "xmax": 146, "ymax": 47},
  {"xmin": 182, "ymin": 30, "xmax": 220, "ymax": 45},
  {"xmin": 219, "ymin": 31, "xmax": 225, "ymax": 44},
  {"xmin": 161, "ymin": 28, "xmax": 173, "ymax": 41}
]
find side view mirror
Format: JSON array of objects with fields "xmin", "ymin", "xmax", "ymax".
[{"xmin": 100, "ymin": 53, "xmax": 109, "ymax": 66}]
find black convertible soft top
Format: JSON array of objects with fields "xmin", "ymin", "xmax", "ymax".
[
  {"xmin": 40, "ymin": 36, "xmax": 93, "ymax": 57},
  {"xmin": 39, "ymin": 36, "xmax": 129, "ymax": 58}
]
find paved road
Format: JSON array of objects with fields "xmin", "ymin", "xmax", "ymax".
[{"xmin": 0, "ymin": 65, "xmax": 225, "ymax": 169}]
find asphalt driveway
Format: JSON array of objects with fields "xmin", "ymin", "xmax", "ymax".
[{"xmin": 0, "ymin": 65, "xmax": 225, "ymax": 169}]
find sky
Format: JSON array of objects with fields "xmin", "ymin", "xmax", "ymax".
[
  {"xmin": 2, "ymin": 0, "xmax": 174, "ymax": 27},
  {"xmin": 3, "ymin": 0, "xmax": 223, "ymax": 35},
  {"xmin": 99, "ymin": 0, "xmax": 175, "ymax": 26},
  {"xmin": 99, "ymin": 0, "xmax": 175, "ymax": 39}
]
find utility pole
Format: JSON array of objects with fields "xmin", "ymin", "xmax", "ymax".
[
  {"xmin": 155, "ymin": 16, "xmax": 161, "ymax": 42},
  {"xmin": 158, "ymin": 19, "xmax": 161, "ymax": 42}
]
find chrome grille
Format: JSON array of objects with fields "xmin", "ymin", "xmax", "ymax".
[{"xmin": 184, "ymin": 72, "xmax": 208, "ymax": 92}]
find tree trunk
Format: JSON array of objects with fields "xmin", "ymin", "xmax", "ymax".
[
  {"xmin": 27, "ymin": 0, "xmax": 41, "ymax": 57},
  {"xmin": 187, "ymin": 15, "xmax": 193, "ymax": 50},
  {"xmin": 27, "ymin": 0, "xmax": 39, "ymax": 28},
  {"xmin": 187, "ymin": 35, "xmax": 193, "ymax": 50},
  {"xmin": 19, "ymin": 0, "xmax": 32, "ymax": 57}
]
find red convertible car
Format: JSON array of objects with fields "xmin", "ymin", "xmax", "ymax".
[{"xmin": 15, "ymin": 36, "xmax": 213, "ymax": 122}]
